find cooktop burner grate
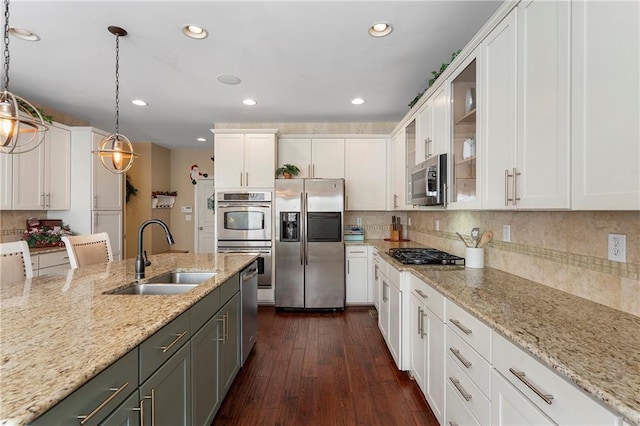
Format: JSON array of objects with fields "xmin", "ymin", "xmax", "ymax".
[{"xmin": 388, "ymin": 247, "xmax": 465, "ymax": 265}]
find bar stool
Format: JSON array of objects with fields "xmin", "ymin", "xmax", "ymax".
[
  {"xmin": 62, "ymin": 233, "xmax": 114, "ymax": 269},
  {"xmin": 0, "ymin": 240, "xmax": 34, "ymax": 282}
]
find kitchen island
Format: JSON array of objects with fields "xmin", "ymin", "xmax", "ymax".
[
  {"xmin": 0, "ymin": 252, "xmax": 256, "ymax": 425},
  {"xmin": 354, "ymin": 240, "xmax": 640, "ymax": 425}
]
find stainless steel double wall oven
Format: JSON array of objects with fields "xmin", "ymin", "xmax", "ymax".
[{"xmin": 216, "ymin": 192, "xmax": 272, "ymax": 289}]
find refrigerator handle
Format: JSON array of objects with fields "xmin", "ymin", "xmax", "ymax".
[
  {"xmin": 300, "ymin": 192, "xmax": 304, "ymax": 265},
  {"xmin": 304, "ymin": 192, "xmax": 309, "ymax": 265}
]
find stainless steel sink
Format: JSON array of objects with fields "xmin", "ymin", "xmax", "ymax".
[
  {"xmin": 113, "ymin": 283, "xmax": 200, "ymax": 295},
  {"xmin": 145, "ymin": 271, "xmax": 217, "ymax": 284},
  {"xmin": 106, "ymin": 271, "xmax": 217, "ymax": 295}
]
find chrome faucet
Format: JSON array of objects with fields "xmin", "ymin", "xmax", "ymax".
[{"xmin": 135, "ymin": 219, "xmax": 175, "ymax": 279}]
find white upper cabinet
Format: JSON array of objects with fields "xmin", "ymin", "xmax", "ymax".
[
  {"xmin": 571, "ymin": 0, "xmax": 640, "ymax": 210},
  {"xmin": 214, "ymin": 132, "xmax": 276, "ymax": 189},
  {"xmin": 92, "ymin": 132, "xmax": 123, "ymax": 211},
  {"xmin": 11, "ymin": 123, "xmax": 71, "ymax": 210},
  {"xmin": 449, "ymin": 49, "xmax": 480, "ymax": 209},
  {"xmin": 481, "ymin": 1, "xmax": 570, "ymax": 210},
  {"xmin": 416, "ymin": 85, "xmax": 449, "ymax": 165},
  {"xmin": 278, "ymin": 138, "xmax": 344, "ymax": 178},
  {"xmin": 390, "ymin": 129, "xmax": 412, "ymax": 210},
  {"xmin": 345, "ymin": 138, "xmax": 387, "ymax": 210}
]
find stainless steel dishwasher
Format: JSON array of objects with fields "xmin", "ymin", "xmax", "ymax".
[{"xmin": 241, "ymin": 261, "xmax": 258, "ymax": 365}]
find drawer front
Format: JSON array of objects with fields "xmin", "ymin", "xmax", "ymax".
[
  {"xmin": 493, "ymin": 332, "xmax": 620, "ymax": 425},
  {"xmin": 446, "ymin": 375, "xmax": 481, "ymax": 426},
  {"xmin": 38, "ymin": 263, "xmax": 71, "ymax": 276},
  {"xmin": 190, "ymin": 287, "xmax": 221, "ymax": 334},
  {"xmin": 409, "ymin": 273, "xmax": 445, "ymax": 322},
  {"xmin": 385, "ymin": 260, "xmax": 400, "ymax": 286},
  {"xmin": 31, "ymin": 349, "xmax": 138, "ymax": 426},
  {"xmin": 220, "ymin": 273, "xmax": 239, "ymax": 306},
  {"xmin": 447, "ymin": 325, "xmax": 492, "ymax": 398},
  {"xmin": 38, "ymin": 250, "xmax": 70, "ymax": 268},
  {"xmin": 139, "ymin": 311, "xmax": 190, "ymax": 383},
  {"xmin": 446, "ymin": 300, "xmax": 492, "ymax": 362},
  {"xmin": 346, "ymin": 245, "xmax": 368, "ymax": 258},
  {"xmin": 447, "ymin": 354, "xmax": 491, "ymax": 425}
]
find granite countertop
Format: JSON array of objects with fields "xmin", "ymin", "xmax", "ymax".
[
  {"xmin": 353, "ymin": 240, "xmax": 640, "ymax": 425},
  {"xmin": 0, "ymin": 253, "xmax": 257, "ymax": 425}
]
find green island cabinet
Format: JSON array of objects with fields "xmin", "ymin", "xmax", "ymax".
[{"xmin": 30, "ymin": 274, "xmax": 241, "ymax": 426}]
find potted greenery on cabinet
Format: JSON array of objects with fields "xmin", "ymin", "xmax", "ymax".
[{"xmin": 276, "ymin": 164, "xmax": 300, "ymax": 179}]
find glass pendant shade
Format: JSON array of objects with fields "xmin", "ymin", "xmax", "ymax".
[
  {"xmin": 0, "ymin": 90, "xmax": 48, "ymax": 154},
  {"xmin": 95, "ymin": 133, "xmax": 139, "ymax": 173}
]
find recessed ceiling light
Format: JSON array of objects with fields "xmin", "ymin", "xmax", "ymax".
[
  {"xmin": 196, "ymin": 137, "xmax": 207, "ymax": 142},
  {"xmin": 182, "ymin": 24, "xmax": 208, "ymax": 39},
  {"xmin": 9, "ymin": 27, "xmax": 40, "ymax": 41},
  {"xmin": 217, "ymin": 75, "xmax": 241, "ymax": 85},
  {"xmin": 131, "ymin": 99, "xmax": 148, "ymax": 106},
  {"xmin": 368, "ymin": 22, "xmax": 393, "ymax": 37},
  {"xmin": 351, "ymin": 98, "xmax": 366, "ymax": 105},
  {"xmin": 242, "ymin": 99, "xmax": 257, "ymax": 106}
]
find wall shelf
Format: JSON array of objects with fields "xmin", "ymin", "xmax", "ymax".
[{"xmin": 152, "ymin": 195, "xmax": 175, "ymax": 209}]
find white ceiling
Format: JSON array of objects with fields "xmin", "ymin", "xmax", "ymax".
[{"xmin": 8, "ymin": 0, "xmax": 502, "ymax": 149}]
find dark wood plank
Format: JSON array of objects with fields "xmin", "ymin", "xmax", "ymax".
[{"xmin": 214, "ymin": 306, "xmax": 438, "ymax": 425}]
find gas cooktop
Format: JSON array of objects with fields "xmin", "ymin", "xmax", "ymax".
[{"xmin": 388, "ymin": 248, "xmax": 465, "ymax": 266}]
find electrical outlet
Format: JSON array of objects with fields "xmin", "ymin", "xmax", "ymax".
[
  {"xmin": 356, "ymin": 217, "xmax": 362, "ymax": 227},
  {"xmin": 503, "ymin": 224, "xmax": 511, "ymax": 242},
  {"xmin": 434, "ymin": 219, "xmax": 440, "ymax": 231},
  {"xmin": 608, "ymin": 234, "xmax": 626, "ymax": 263}
]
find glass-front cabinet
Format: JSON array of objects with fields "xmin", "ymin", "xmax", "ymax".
[{"xmin": 448, "ymin": 50, "xmax": 480, "ymax": 209}]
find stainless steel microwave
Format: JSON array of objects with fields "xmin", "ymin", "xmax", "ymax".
[{"xmin": 410, "ymin": 154, "xmax": 447, "ymax": 206}]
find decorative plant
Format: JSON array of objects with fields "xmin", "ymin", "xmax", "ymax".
[
  {"xmin": 275, "ymin": 164, "xmax": 300, "ymax": 179},
  {"xmin": 125, "ymin": 175, "xmax": 138, "ymax": 203},
  {"xmin": 16, "ymin": 98, "xmax": 54, "ymax": 124},
  {"xmin": 408, "ymin": 49, "xmax": 462, "ymax": 109},
  {"xmin": 22, "ymin": 222, "xmax": 72, "ymax": 248}
]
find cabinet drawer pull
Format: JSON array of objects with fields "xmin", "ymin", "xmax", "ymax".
[
  {"xmin": 415, "ymin": 289, "xmax": 428, "ymax": 299},
  {"xmin": 449, "ymin": 347, "xmax": 472, "ymax": 368},
  {"xmin": 449, "ymin": 422, "xmax": 459, "ymax": 426},
  {"xmin": 350, "ymin": 250, "xmax": 365, "ymax": 254},
  {"xmin": 77, "ymin": 381, "xmax": 129, "ymax": 424},
  {"xmin": 504, "ymin": 169, "xmax": 510, "ymax": 206},
  {"xmin": 449, "ymin": 377, "xmax": 472, "ymax": 401},
  {"xmin": 512, "ymin": 167, "xmax": 521, "ymax": 205},
  {"xmin": 509, "ymin": 368, "xmax": 554, "ymax": 405},
  {"xmin": 160, "ymin": 330, "xmax": 188, "ymax": 353},
  {"xmin": 417, "ymin": 306, "xmax": 423, "ymax": 336},
  {"xmin": 450, "ymin": 318, "xmax": 472, "ymax": 335}
]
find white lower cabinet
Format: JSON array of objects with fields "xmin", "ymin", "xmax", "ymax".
[
  {"xmin": 345, "ymin": 246, "xmax": 370, "ymax": 304},
  {"xmin": 492, "ymin": 332, "xmax": 621, "ymax": 425},
  {"xmin": 409, "ymin": 274, "xmax": 445, "ymax": 424},
  {"xmin": 491, "ymin": 369, "xmax": 553, "ymax": 426},
  {"xmin": 371, "ymin": 248, "xmax": 384, "ymax": 310},
  {"xmin": 447, "ymin": 354, "xmax": 491, "ymax": 425},
  {"xmin": 31, "ymin": 250, "xmax": 71, "ymax": 276},
  {"xmin": 377, "ymin": 257, "xmax": 402, "ymax": 369}
]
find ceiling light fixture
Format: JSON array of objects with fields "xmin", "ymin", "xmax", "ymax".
[
  {"xmin": 242, "ymin": 98, "xmax": 257, "ymax": 106},
  {"xmin": 182, "ymin": 24, "xmax": 208, "ymax": 40},
  {"xmin": 196, "ymin": 137, "xmax": 207, "ymax": 142},
  {"xmin": 9, "ymin": 26, "xmax": 39, "ymax": 41},
  {"xmin": 0, "ymin": 0, "xmax": 49, "ymax": 154},
  {"xmin": 131, "ymin": 99, "xmax": 148, "ymax": 106},
  {"xmin": 351, "ymin": 98, "xmax": 365, "ymax": 105},
  {"xmin": 92, "ymin": 26, "xmax": 139, "ymax": 174},
  {"xmin": 369, "ymin": 22, "xmax": 393, "ymax": 37}
]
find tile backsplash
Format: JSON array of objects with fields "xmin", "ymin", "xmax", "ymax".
[
  {"xmin": 404, "ymin": 210, "xmax": 639, "ymax": 317},
  {"xmin": 0, "ymin": 210, "xmax": 43, "ymax": 242}
]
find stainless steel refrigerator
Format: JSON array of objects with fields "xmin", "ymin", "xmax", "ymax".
[{"xmin": 275, "ymin": 179, "xmax": 345, "ymax": 309}]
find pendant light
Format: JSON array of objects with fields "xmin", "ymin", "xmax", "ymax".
[
  {"xmin": 92, "ymin": 26, "xmax": 139, "ymax": 174},
  {"xmin": 0, "ymin": 0, "xmax": 48, "ymax": 154}
]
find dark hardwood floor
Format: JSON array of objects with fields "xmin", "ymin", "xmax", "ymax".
[{"xmin": 213, "ymin": 306, "xmax": 439, "ymax": 425}]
